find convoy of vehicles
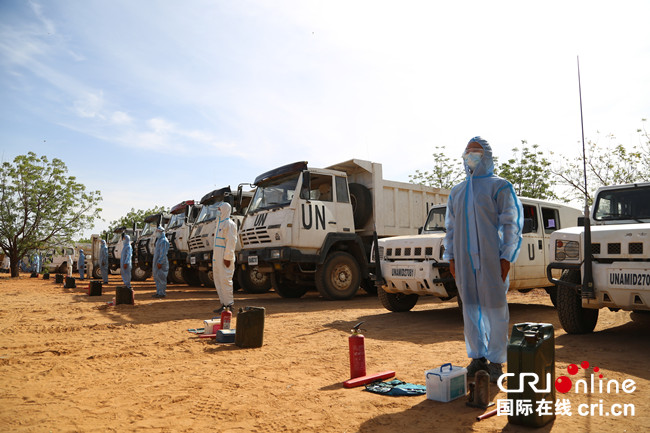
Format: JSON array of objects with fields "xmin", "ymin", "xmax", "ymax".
[
  {"xmin": 547, "ymin": 182, "xmax": 650, "ymax": 334},
  {"xmin": 133, "ymin": 213, "xmax": 171, "ymax": 281},
  {"xmin": 373, "ymin": 198, "xmax": 583, "ymax": 312},
  {"xmin": 107, "ymin": 226, "xmax": 145, "ymax": 280},
  {"xmin": 166, "ymin": 200, "xmax": 203, "ymax": 285},
  {"xmin": 236, "ymin": 159, "xmax": 449, "ymax": 300}
]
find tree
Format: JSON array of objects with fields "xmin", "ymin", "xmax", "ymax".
[
  {"xmin": 552, "ymin": 124, "xmax": 650, "ymax": 203},
  {"xmin": 408, "ymin": 145, "xmax": 464, "ymax": 189},
  {"xmin": 100, "ymin": 206, "xmax": 168, "ymax": 240},
  {"xmin": 497, "ymin": 141, "xmax": 560, "ymax": 201},
  {"xmin": 0, "ymin": 152, "xmax": 102, "ymax": 277}
]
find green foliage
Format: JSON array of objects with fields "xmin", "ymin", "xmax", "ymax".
[
  {"xmin": 552, "ymin": 122, "xmax": 650, "ymax": 203},
  {"xmin": 497, "ymin": 141, "xmax": 560, "ymax": 201},
  {"xmin": 0, "ymin": 152, "xmax": 102, "ymax": 277},
  {"xmin": 408, "ymin": 145, "xmax": 463, "ymax": 189},
  {"xmin": 100, "ymin": 206, "xmax": 168, "ymax": 240}
]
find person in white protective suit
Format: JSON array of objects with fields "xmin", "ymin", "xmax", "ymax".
[
  {"xmin": 443, "ymin": 136, "xmax": 523, "ymax": 383},
  {"xmin": 211, "ymin": 202, "xmax": 238, "ymax": 314},
  {"xmin": 67, "ymin": 252, "xmax": 74, "ymax": 277},
  {"xmin": 121, "ymin": 234, "xmax": 133, "ymax": 288},
  {"xmin": 99, "ymin": 240, "xmax": 109, "ymax": 284},
  {"xmin": 152, "ymin": 226, "xmax": 170, "ymax": 298}
]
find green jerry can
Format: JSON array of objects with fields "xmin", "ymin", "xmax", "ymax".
[
  {"xmin": 507, "ymin": 322, "xmax": 555, "ymax": 428},
  {"xmin": 235, "ymin": 307, "xmax": 265, "ymax": 348}
]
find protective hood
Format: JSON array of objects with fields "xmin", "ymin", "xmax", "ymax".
[
  {"xmin": 101, "ymin": 240, "xmax": 107, "ymax": 247},
  {"xmin": 464, "ymin": 136, "xmax": 494, "ymax": 177},
  {"xmin": 123, "ymin": 234, "xmax": 131, "ymax": 245},
  {"xmin": 218, "ymin": 202, "xmax": 232, "ymax": 220}
]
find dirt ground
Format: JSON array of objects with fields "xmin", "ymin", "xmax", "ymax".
[{"xmin": 0, "ymin": 273, "xmax": 648, "ymax": 433}]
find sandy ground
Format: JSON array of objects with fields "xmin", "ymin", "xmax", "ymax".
[{"xmin": 0, "ymin": 273, "xmax": 649, "ymax": 433}]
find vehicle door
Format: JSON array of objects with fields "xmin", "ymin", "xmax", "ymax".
[{"xmin": 511, "ymin": 202, "xmax": 547, "ymax": 289}]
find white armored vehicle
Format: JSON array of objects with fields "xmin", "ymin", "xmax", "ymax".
[
  {"xmin": 166, "ymin": 200, "xmax": 202, "ymax": 285},
  {"xmin": 548, "ymin": 182, "xmax": 650, "ymax": 333},
  {"xmin": 375, "ymin": 198, "xmax": 582, "ymax": 311}
]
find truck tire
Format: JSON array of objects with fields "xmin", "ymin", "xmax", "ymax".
[
  {"xmin": 91, "ymin": 264, "xmax": 102, "ymax": 279},
  {"xmin": 238, "ymin": 266, "xmax": 271, "ymax": 294},
  {"xmin": 315, "ymin": 251, "xmax": 361, "ymax": 300},
  {"xmin": 169, "ymin": 265, "xmax": 186, "ymax": 284},
  {"xmin": 349, "ymin": 183, "xmax": 372, "ymax": 229},
  {"xmin": 182, "ymin": 267, "xmax": 202, "ymax": 286},
  {"xmin": 557, "ymin": 269, "xmax": 598, "ymax": 334},
  {"xmin": 271, "ymin": 273, "xmax": 309, "ymax": 298},
  {"xmin": 199, "ymin": 270, "xmax": 214, "ymax": 287},
  {"xmin": 132, "ymin": 266, "xmax": 148, "ymax": 281},
  {"xmin": 378, "ymin": 286, "xmax": 418, "ymax": 312}
]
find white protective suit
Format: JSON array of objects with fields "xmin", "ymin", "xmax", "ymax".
[
  {"xmin": 211, "ymin": 202, "xmax": 238, "ymax": 307},
  {"xmin": 443, "ymin": 136, "xmax": 523, "ymax": 364}
]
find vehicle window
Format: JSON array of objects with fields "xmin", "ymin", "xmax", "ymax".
[
  {"xmin": 541, "ymin": 207, "xmax": 560, "ymax": 234},
  {"xmin": 336, "ymin": 176, "xmax": 349, "ymax": 203},
  {"xmin": 309, "ymin": 175, "xmax": 333, "ymax": 202},
  {"xmin": 424, "ymin": 207, "xmax": 446, "ymax": 232},
  {"xmin": 248, "ymin": 173, "xmax": 300, "ymax": 213},
  {"xmin": 594, "ymin": 185, "xmax": 650, "ymax": 221},
  {"xmin": 523, "ymin": 205, "xmax": 539, "ymax": 233}
]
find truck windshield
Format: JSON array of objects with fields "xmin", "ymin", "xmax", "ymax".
[
  {"xmin": 167, "ymin": 212, "xmax": 185, "ymax": 229},
  {"xmin": 109, "ymin": 233, "xmax": 122, "ymax": 244},
  {"xmin": 248, "ymin": 173, "xmax": 299, "ymax": 214},
  {"xmin": 196, "ymin": 202, "xmax": 221, "ymax": 224},
  {"xmin": 141, "ymin": 222, "xmax": 156, "ymax": 237},
  {"xmin": 423, "ymin": 207, "xmax": 447, "ymax": 232},
  {"xmin": 594, "ymin": 185, "xmax": 650, "ymax": 222}
]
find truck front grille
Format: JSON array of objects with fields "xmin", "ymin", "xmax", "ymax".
[
  {"xmin": 608, "ymin": 243, "xmax": 621, "ymax": 254},
  {"xmin": 188, "ymin": 237, "xmax": 206, "ymax": 251},
  {"xmin": 240, "ymin": 227, "xmax": 272, "ymax": 246},
  {"xmin": 383, "ymin": 245, "xmax": 439, "ymax": 261},
  {"xmin": 629, "ymin": 243, "xmax": 644, "ymax": 255}
]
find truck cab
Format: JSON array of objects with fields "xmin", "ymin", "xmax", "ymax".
[
  {"xmin": 133, "ymin": 212, "xmax": 171, "ymax": 281},
  {"xmin": 374, "ymin": 198, "xmax": 582, "ymax": 312},
  {"xmin": 42, "ymin": 246, "xmax": 77, "ymax": 274},
  {"xmin": 548, "ymin": 182, "xmax": 650, "ymax": 334},
  {"xmin": 166, "ymin": 200, "xmax": 202, "ymax": 285}
]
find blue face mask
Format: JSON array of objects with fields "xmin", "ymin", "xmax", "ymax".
[{"xmin": 463, "ymin": 152, "xmax": 483, "ymax": 170}]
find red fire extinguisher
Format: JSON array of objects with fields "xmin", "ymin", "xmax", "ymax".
[
  {"xmin": 349, "ymin": 322, "xmax": 366, "ymax": 379},
  {"xmin": 220, "ymin": 306, "xmax": 232, "ymax": 330}
]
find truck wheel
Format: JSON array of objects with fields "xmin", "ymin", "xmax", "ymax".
[
  {"xmin": 546, "ymin": 286, "xmax": 558, "ymax": 308},
  {"xmin": 315, "ymin": 251, "xmax": 361, "ymax": 300},
  {"xmin": 557, "ymin": 269, "xmax": 598, "ymax": 334},
  {"xmin": 92, "ymin": 265, "xmax": 102, "ymax": 280},
  {"xmin": 132, "ymin": 266, "xmax": 148, "ymax": 281},
  {"xmin": 349, "ymin": 183, "xmax": 372, "ymax": 229},
  {"xmin": 378, "ymin": 286, "xmax": 418, "ymax": 312},
  {"xmin": 199, "ymin": 270, "xmax": 214, "ymax": 287},
  {"xmin": 170, "ymin": 265, "xmax": 185, "ymax": 284},
  {"xmin": 182, "ymin": 267, "xmax": 202, "ymax": 286},
  {"xmin": 238, "ymin": 266, "xmax": 271, "ymax": 294},
  {"xmin": 271, "ymin": 273, "xmax": 308, "ymax": 298}
]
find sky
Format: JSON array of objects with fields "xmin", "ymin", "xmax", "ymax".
[{"xmin": 1, "ymin": 0, "xmax": 649, "ymax": 238}]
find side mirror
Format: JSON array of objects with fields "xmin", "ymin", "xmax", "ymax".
[
  {"xmin": 522, "ymin": 218, "xmax": 534, "ymax": 234},
  {"xmin": 418, "ymin": 226, "xmax": 423, "ymax": 235},
  {"xmin": 577, "ymin": 216, "xmax": 585, "ymax": 227},
  {"xmin": 236, "ymin": 185, "xmax": 243, "ymax": 210},
  {"xmin": 300, "ymin": 170, "xmax": 311, "ymax": 200}
]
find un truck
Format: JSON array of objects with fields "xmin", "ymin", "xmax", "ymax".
[
  {"xmin": 107, "ymin": 226, "xmax": 144, "ymax": 280},
  {"xmin": 133, "ymin": 212, "xmax": 171, "ymax": 281},
  {"xmin": 166, "ymin": 200, "xmax": 203, "ymax": 285},
  {"xmin": 374, "ymin": 198, "xmax": 582, "ymax": 312},
  {"xmin": 547, "ymin": 182, "xmax": 650, "ymax": 334},
  {"xmin": 236, "ymin": 159, "xmax": 449, "ymax": 300},
  {"xmin": 187, "ymin": 187, "xmax": 252, "ymax": 288}
]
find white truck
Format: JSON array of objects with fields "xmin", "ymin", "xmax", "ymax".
[
  {"xmin": 42, "ymin": 246, "xmax": 77, "ymax": 274},
  {"xmin": 374, "ymin": 198, "xmax": 583, "ymax": 312},
  {"xmin": 547, "ymin": 182, "xmax": 650, "ymax": 334},
  {"xmin": 187, "ymin": 187, "xmax": 252, "ymax": 288},
  {"xmin": 166, "ymin": 200, "xmax": 203, "ymax": 285},
  {"xmin": 107, "ymin": 226, "xmax": 144, "ymax": 279},
  {"xmin": 236, "ymin": 159, "xmax": 449, "ymax": 300},
  {"xmin": 133, "ymin": 212, "xmax": 171, "ymax": 281}
]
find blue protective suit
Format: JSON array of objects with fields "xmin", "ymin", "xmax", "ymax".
[
  {"xmin": 32, "ymin": 253, "xmax": 40, "ymax": 273},
  {"xmin": 443, "ymin": 137, "xmax": 523, "ymax": 364},
  {"xmin": 99, "ymin": 240, "xmax": 109, "ymax": 284},
  {"xmin": 78, "ymin": 249, "xmax": 85, "ymax": 280},
  {"xmin": 120, "ymin": 235, "xmax": 133, "ymax": 288},
  {"xmin": 152, "ymin": 227, "xmax": 170, "ymax": 296}
]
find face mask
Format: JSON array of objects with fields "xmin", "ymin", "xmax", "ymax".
[{"xmin": 463, "ymin": 152, "xmax": 483, "ymax": 170}]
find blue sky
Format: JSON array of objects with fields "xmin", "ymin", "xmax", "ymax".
[{"xmin": 1, "ymin": 0, "xmax": 649, "ymax": 238}]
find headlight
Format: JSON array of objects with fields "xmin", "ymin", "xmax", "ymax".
[
  {"xmin": 270, "ymin": 249, "xmax": 281, "ymax": 260},
  {"xmin": 555, "ymin": 240, "xmax": 580, "ymax": 261}
]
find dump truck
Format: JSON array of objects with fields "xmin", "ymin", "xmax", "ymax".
[
  {"xmin": 166, "ymin": 200, "xmax": 203, "ymax": 285},
  {"xmin": 547, "ymin": 182, "xmax": 650, "ymax": 334},
  {"xmin": 373, "ymin": 198, "xmax": 582, "ymax": 312},
  {"xmin": 237, "ymin": 159, "xmax": 449, "ymax": 300},
  {"xmin": 187, "ymin": 187, "xmax": 252, "ymax": 288},
  {"xmin": 133, "ymin": 212, "xmax": 171, "ymax": 281}
]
